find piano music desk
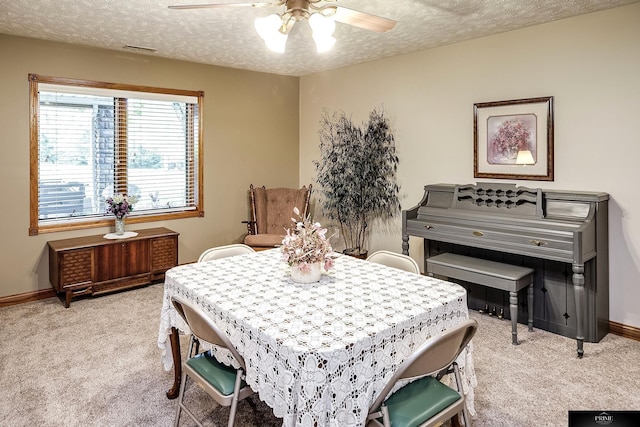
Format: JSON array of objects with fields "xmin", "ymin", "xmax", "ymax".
[{"xmin": 427, "ymin": 252, "xmax": 534, "ymax": 345}]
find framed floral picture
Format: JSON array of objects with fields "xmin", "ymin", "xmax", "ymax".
[{"xmin": 474, "ymin": 96, "xmax": 554, "ymax": 181}]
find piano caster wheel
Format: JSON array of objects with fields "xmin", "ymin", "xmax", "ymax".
[
  {"xmin": 479, "ymin": 304, "xmax": 489, "ymax": 315},
  {"xmin": 498, "ymin": 308, "xmax": 504, "ymax": 319},
  {"xmin": 488, "ymin": 306, "xmax": 497, "ymax": 317}
]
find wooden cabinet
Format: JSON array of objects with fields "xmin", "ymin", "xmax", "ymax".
[{"xmin": 48, "ymin": 227, "xmax": 178, "ymax": 307}]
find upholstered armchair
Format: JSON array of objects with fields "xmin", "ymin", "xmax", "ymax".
[{"xmin": 243, "ymin": 184, "xmax": 312, "ymax": 250}]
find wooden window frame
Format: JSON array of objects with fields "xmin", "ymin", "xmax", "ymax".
[{"xmin": 29, "ymin": 74, "xmax": 204, "ymax": 235}]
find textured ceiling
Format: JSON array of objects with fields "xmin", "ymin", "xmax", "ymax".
[{"xmin": 0, "ymin": 0, "xmax": 637, "ymax": 77}]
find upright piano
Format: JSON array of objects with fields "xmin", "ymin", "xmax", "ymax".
[{"xmin": 402, "ymin": 183, "xmax": 609, "ymax": 357}]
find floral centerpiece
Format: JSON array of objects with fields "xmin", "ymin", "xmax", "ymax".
[
  {"xmin": 281, "ymin": 207, "xmax": 335, "ymax": 283},
  {"xmin": 105, "ymin": 193, "xmax": 138, "ymax": 235}
]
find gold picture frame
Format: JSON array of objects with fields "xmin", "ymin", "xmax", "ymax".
[{"xmin": 474, "ymin": 96, "xmax": 554, "ymax": 181}]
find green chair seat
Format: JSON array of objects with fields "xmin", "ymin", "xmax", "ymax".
[
  {"xmin": 186, "ymin": 352, "xmax": 246, "ymax": 396},
  {"xmin": 384, "ymin": 376, "xmax": 462, "ymax": 427}
]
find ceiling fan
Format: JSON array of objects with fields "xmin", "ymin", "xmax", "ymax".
[{"xmin": 169, "ymin": 0, "xmax": 397, "ymax": 53}]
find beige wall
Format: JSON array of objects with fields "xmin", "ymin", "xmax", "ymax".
[
  {"xmin": 3, "ymin": 4, "xmax": 640, "ymax": 329},
  {"xmin": 0, "ymin": 35, "xmax": 300, "ymax": 297},
  {"xmin": 300, "ymin": 4, "xmax": 640, "ymax": 327}
]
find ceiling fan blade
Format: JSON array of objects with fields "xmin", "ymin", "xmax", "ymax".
[
  {"xmin": 168, "ymin": 2, "xmax": 272, "ymax": 10},
  {"xmin": 330, "ymin": 6, "xmax": 396, "ymax": 33}
]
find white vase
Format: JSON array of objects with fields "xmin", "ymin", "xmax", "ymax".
[
  {"xmin": 114, "ymin": 217, "xmax": 126, "ymax": 235},
  {"xmin": 290, "ymin": 262, "xmax": 323, "ymax": 283}
]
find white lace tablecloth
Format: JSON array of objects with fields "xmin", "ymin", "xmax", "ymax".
[{"xmin": 158, "ymin": 249, "xmax": 476, "ymax": 427}]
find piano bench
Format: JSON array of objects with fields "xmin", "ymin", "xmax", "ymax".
[{"xmin": 426, "ymin": 253, "xmax": 534, "ymax": 345}]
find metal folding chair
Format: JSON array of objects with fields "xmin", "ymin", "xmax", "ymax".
[{"xmin": 367, "ymin": 319, "xmax": 478, "ymax": 427}]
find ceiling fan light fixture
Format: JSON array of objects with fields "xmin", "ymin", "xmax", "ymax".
[
  {"xmin": 255, "ymin": 13, "xmax": 288, "ymax": 53},
  {"xmin": 308, "ymin": 12, "xmax": 335, "ymax": 36},
  {"xmin": 309, "ymin": 12, "xmax": 335, "ymax": 53},
  {"xmin": 312, "ymin": 34, "xmax": 335, "ymax": 53},
  {"xmin": 254, "ymin": 13, "xmax": 281, "ymax": 40},
  {"xmin": 170, "ymin": 1, "xmax": 397, "ymax": 55},
  {"xmin": 265, "ymin": 31, "xmax": 288, "ymax": 53}
]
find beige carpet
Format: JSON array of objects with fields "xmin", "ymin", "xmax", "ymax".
[{"xmin": 1, "ymin": 283, "xmax": 639, "ymax": 426}]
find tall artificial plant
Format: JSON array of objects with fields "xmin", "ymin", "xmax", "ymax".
[{"xmin": 314, "ymin": 107, "xmax": 401, "ymax": 256}]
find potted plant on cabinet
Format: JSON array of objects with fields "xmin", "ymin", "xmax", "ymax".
[{"xmin": 314, "ymin": 107, "xmax": 401, "ymax": 258}]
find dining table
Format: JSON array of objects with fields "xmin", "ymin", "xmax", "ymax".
[{"xmin": 158, "ymin": 248, "xmax": 476, "ymax": 427}]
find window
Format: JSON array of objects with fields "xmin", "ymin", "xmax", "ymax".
[{"xmin": 29, "ymin": 74, "xmax": 203, "ymax": 235}]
